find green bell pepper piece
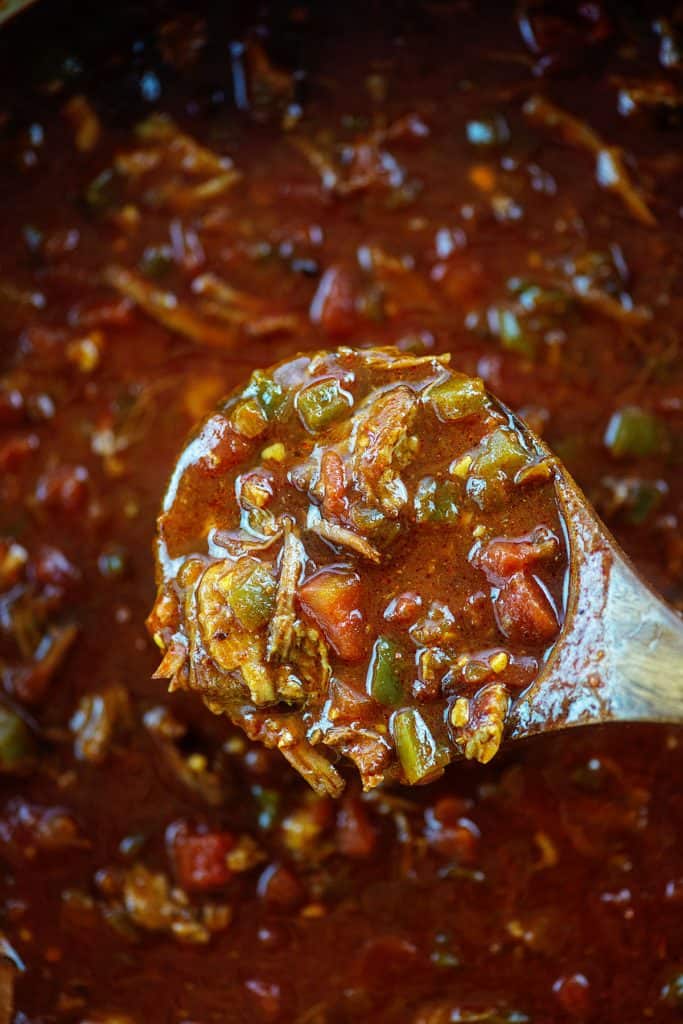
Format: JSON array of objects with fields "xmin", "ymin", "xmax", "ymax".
[
  {"xmin": 368, "ymin": 637, "xmax": 405, "ymax": 706},
  {"xmin": 392, "ymin": 708, "xmax": 448, "ymax": 784}
]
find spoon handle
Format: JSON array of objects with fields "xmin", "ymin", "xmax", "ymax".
[
  {"xmin": 508, "ymin": 469, "xmax": 683, "ymax": 740},
  {"xmin": 604, "ymin": 554, "xmax": 683, "ymax": 722}
]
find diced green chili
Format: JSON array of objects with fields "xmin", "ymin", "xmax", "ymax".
[
  {"xmin": 428, "ymin": 374, "xmax": 487, "ymax": 421},
  {"xmin": 139, "ymin": 245, "xmax": 174, "ymax": 279},
  {"xmin": 625, "ymin": 478, "xmax": 667, "ymax": 525},
  {"xmin": 414, "ymin": 477, "xmax": 437, "ymax": 522},
  {"xmin": 496, "ymin": 309, "xmax": 536, "ymax": 358},
  {"xmin": 0, "ymin": 707, "xmax": 33, "ymax": 768},
  {"xmin": 604, "ymin": 406, "xmax": 667, "ymax": 459},
  {"xmin": 230, "ymin": 564, "xmax": 277, "ymax": 631},
  {"xmin": 350, "ymin": 505, "xmax": 401, "ymax": 546},
  {"xmin": 231, "ymin": 399, "xmax": 269, "ymax": 438},
  {"xmin": 243, "ymin": 370, "xmax": 289, "ymax": 421},
  {"xmin": 368, "ymin": 637, "xmax": 405, "ymax": 706},
  {"xmin": 415, "ymin": 477, "xmax": 460, "ymax": 523},
  {"xmin": 432, "ymin": 480, "xmax": 460, "ymax": 521},
  {"xmin": 472, "ymin": 427, "xmax": 530, "ymax": 481},
  {"xmin": 392, "ymin": 708, "xmax": 449, "ymax": 784},
  {"xmin": 252, "ymin": 785, "xmax": 281, "ymax": 830},
  {"xmin": 296, "ymin": 378, "xmax": 352, "ymax": 432},
  {"xmin": 519, "ymin": 285, "xmax": 570, "ymax": 316}
]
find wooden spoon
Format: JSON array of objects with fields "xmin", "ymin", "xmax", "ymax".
[{"xmin": 503, "ymin": 407, "xmax": 683, "ymax": 743}]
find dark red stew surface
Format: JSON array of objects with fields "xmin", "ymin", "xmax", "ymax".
[{"xmin": 0, "ymin": 1, "xmax": 681, "ymax": 1022}]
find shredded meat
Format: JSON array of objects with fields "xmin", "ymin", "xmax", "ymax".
[
  {"xmin": 352, "ymin": 385, "xmax": 419, "ymax": 516},
  {"xmin": 237, "ymin": 707, "xmax": 344, "ymax": 798},
  {"xmin": 290, "ymin": 113, "xmax": 428, "ymax": 198},
  {"xmin": 143, "ymin": 706, "xmax": 225, "ymax": 806},
  {"xmin": 307, "ymin": 511, "xmax": 382, "ymax": 564},
  {"xmin": 192, "ymin": 272, "xmax": 301, "ymax": 337},
  {"xmin": 8, "ymin": 623, "xmax": 79, "ymax": 705},
  {"xmin": 119, "ymin": 863, "xmax": 231, "ymax": 944},
  {"xmin": 70, "ymin": 683, "xmax": 132, "ymax": 764},
  {"xmin": 322, "ymin": 725, "xmax": 393, "ymax": 791},
  {"xmin": 524, "ymin": 94, "xmax": 656, "ymax": 226},
  {"xmin": 267, "ymin": 523, "xmax": 304, "ymax": 663},
  {"xmin": 115, "ymin": 113, "xmax": 242, "ymax": 211},
  {"xmin": 194, "ymin": 558, "xmax": 278, "ymax": 705},
  {"xmin": 104, "ymin": 266, "xmax": 237, "ymax": 349}
]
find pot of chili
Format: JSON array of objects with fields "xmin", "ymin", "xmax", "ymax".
[{"xmin": 0, "ymin": 2, "xmax": 681, "ymax": 1022}]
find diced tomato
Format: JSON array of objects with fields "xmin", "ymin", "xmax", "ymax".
[
  {"xmin": 428, "ymin": 795, "xmax": 470, "ymax": 823},
  {"xmin": 0, "ymin": 433, "xmax": 40, "ymax": 473},
  {"xmin": 494, "ymin": 571, "xmax": 559, "ymax": 643},
  {"xmin": 195, "ymin": 415, "xmax": 251, "ymax": 476},
  {"xmin": 476, "ymin": 530, "xmax": 558, "ymax": 581},
  {"xmin": 320, "ymin": 449, "xmax": 348, "ymax": 520},
  {"xmin": 336, "ymin": 796, "xmax": 377, "ymax": 858},
  {"xmin": 327, "ymin": 679, "xmax": 375, "ymax": 722},
  {"xmin": 424, "ymin": 797, "xmax": 480, "ymax": 863},
  {"xmin": 433, "ymin": 819, "xmax": 480, "ymax": 863},
  {"xmin": 553, "ymin": 973, "xmax": 592, "ymax": 1018},
  {"xmin": 309, "ymin": 265, "xmax": 357, "ymax": 338},
  {"xmin": 0, "ymin": 798, "xmax": 83, "ymax": 865},
  {"xmin": 298, "ymin": 567, "xmax": 366, "ymax": 661},
  {"xmin": 383, "ymin": 590, "xmax": 422, "ymax": 626},
  {"xmin": 172, "ymin": 831, "xmax": 234, "ymax": 892},
  {"xmin": 257, "ymin": 862, "xmax": 305, "ymax": 910}
]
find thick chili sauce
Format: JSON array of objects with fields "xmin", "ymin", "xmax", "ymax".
[
  {"xmin": 149, "ymin": 347, "xmax": 568, "ymax": 795},
  {"xmin": 0, "ymin": 2, "xmax": 681, "ymax": 1022}
]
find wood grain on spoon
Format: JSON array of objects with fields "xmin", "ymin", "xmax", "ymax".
[{"xmin": 507, "ymin": 454, "xmax": 683, "ymax": 739}]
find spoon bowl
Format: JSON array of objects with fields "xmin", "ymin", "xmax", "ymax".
[{"xmin": 149, "ymin": 346, "xmax": 683, "ymax": 794}]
